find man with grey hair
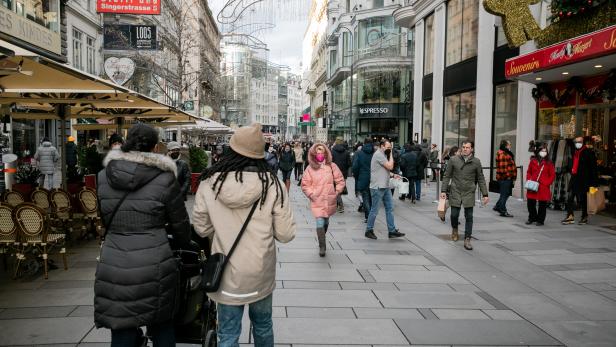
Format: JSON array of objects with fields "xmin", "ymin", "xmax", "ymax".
[{"xmin": 167, "ymin": 141, "xmax": 191, "ymax": 200}]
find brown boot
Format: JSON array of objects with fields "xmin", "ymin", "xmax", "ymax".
[
  {"xmin": 316, "ymin": 227, "xmax": 326, "ymax": 257},
  {"xmin": 451, "ymin": 228, "xmax": 459, "ymax": 242},
  {"xmin": 464, "ymin": 237, "xmax": 473, "ymax": 250}
]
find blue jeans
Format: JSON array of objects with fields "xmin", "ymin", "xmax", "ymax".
[
  {"xmin": 415, "ymin": 179, "xmax": 422, "ymax": 200},
  {"xmin": 217, "ymin": 294, "xmax": 274, "ymax": 347},
  {"xmin": 360, "ymin": 189, "xmax": 372, "ymax": 220},
  {"xmin": 366, "ymin": 188, "xmax": 397, "ymax": 233},
  {"xmin": 111, "ymin": 321, "xmax": 174, "ymax": 347},
  {"xmin": 495, "ymin": 179, "xmax": 513, "ymax": 213},
  {"xmin": 451, "ymin": 206, "xmax": 474, "ymax": 238},
  {"xmin": 316, "ymin": 217, "xmax": 329, "ymax": 229}
]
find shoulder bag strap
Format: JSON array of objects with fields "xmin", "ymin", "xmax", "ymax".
[
  {"xmin": 223, "ymin": 200, "xmax": 259, "ymax": 264},
  {"xmin": 536, "ymin": 164, "xmax": 545, "ymax": 182},
  {"xmin": 100, "ymin": 171, "xmax": 164, "ymax": 239}
]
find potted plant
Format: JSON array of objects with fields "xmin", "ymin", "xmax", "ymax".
[
  {"xmin": 13, "ymin": 164, "xmax": 41, "ymax": 197},
  {"xmin": 189, "ymin": 146, "xmax": 208, "ymax": 194},
  {"xmin": 80, "ymin": 145, "xmax": 103, "ymax": 189}
]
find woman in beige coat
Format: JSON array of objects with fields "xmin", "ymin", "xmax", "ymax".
[{"xmin": 193, "ymin": 124, "xmax": 296, "ymax": 347}]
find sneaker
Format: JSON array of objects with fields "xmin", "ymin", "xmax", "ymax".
[
  {"xmin": 535, "ymin": 222, "xmax": 544, "ymax": 226},
  {"xmin": 561, "ymin": 215, "xmax": 575, "ymax": 225},
  {"xmin": 493, "ymin": 207, "xmax": 500, "ymax": 212},
  {"xmin": 464, "ymin": 237, "xmax": 473, "ymax": 250},
  {"xmin": 578, "ymin": 217, "xmax": 588, "ymax": 225},
  {"xmin": 525, "ymin": 220, "xmax": 534, "ymax": 225},
  {"xmin": 388, "ymin": 230, "xmax": 405, "ymax": 238},
  {"xmin": 365, "ymin": 230, "xmax": 377, "ymax": 239},
  {"xmin": 357, "ymin": 205, "xmax": 364, "ymax": 213},
  {"xmin": 451, "ymin": 228, "xmax": 459, "ymax": 242},
  {"xmin": 500, "ymin": 212, "xmax": 514, "ymax": 218}
]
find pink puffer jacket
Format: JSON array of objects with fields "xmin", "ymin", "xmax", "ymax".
[{"xmin": 301, "ymin": 144, "xmax": 346, "ymax": 218}]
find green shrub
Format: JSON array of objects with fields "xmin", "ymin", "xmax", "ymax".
[
  {"xmin": 189, "ymin": 146, "xmax": 208, "ymax": 173},
  {"xmin": 15, "ymin": 164, "xmax": 41, "ymax": 185}
]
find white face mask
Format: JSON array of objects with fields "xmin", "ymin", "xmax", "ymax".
[
  {"xmin": 539, "ymin": 151, "xmax": 547, "ymax": 158},
  {"xmin": 575, "ymin": 143, "xmax": 583, "ymax": 149}
]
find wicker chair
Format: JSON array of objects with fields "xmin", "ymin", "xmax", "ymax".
[
  {"xmin": 49, "ymin": 188, "xmax": 74, "ymax": 239},
  {"xmin": 0, "ymin": 203, "xmax": 19, "ymax": 271},
  {"xmin": 30, "ymin": 188, "xmax": 51, "ymax": 211},
  {"xmin": 77, "ymin": 188, "xmax": 102, "ymax": 240},
  {"xmin": 12, "ymin": 203, "xmax": 67, "ymax": 279},
  {"xmin": 2, "ymin": 190, "xmax": 25, "ymax": 207}
]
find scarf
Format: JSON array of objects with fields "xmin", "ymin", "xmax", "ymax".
[
  {"xmin": 572, "ymin": 146, "xmax": 586, "ymax": 175},
  {"xmin": 499, "ymin": 145, "xmax": 515, "ymax": 160}
]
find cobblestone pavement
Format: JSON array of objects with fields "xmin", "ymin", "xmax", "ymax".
[{"xmin": 1, "ymin": 178, "xmax": 616, "ymax": 346}]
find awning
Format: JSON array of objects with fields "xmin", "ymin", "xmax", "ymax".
[
  {"xmin": 505, "ymin": 25, "xmax": 616, "ymax": 84},
  {"xmin": 182, "ymin": 119, "xmax": 235, "ymax": 135}
]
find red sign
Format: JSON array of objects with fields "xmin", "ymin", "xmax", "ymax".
[
  {"xmin": 302, "ymin": 113, "xmax": 311, "ymax": 122},
  {"xmin": 97, "ymin": 0, "xmax": 161, "ymax": 15},
  {"xmin": 505, "ymin": 25, "xmax": 616, "ymax": 78}
]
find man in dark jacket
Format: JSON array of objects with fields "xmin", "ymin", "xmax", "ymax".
[
  {"xmin": 352, "ymin": 139, "xmax": 374, "ymax": 222},
  {"xmin": 562, "ymin": 136, "xmax": 599, "ymax": 225},
  {"xmin": 399, "ymin": 143, "xmax": 418, "ymax": 202},
  {"xmin": 167, "ymin": 141, "xmax": 191, "ymax": 201},
  {"xmin": 66, "ymin": 136, "xmax": 78, "ymax": 179},
  {"xmin": 95, "ymin": 124, "xmax": 191, "ymax": 344},
  {"xmin": 413, "ymin": 144, "xmax": 429, "ymax": 201},
  {"xmin": 331, "ymin": 137, "xmax": 351, "ymax": 212}
]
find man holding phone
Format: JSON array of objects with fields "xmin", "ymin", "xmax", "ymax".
[
  {"xmin": 441, "ymin": 140, "xmax": 489, "ymax": 250},
  {"xmin": 365, "ymin": 139, "xmax": 405, "ymax": 240}
]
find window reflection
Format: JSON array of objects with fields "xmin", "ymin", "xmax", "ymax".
[
  {"xmin": 2, "ymin": 0, "xmax": 60, "ymax": 33},
  {"xmin": 423, "ymin": 100, "xmax": 432, "ymax": 145},
  {"xmin": 444, "ymin": 91, "xmax": 476, "ymax": 147},
  {"xmin": 493, "ymin": 83, "xmax": 518, "ymax": 178},
  {"xmin": 446, "ymin": 0, "xmax": 478, "ymax": 66},
  {"xmin": 356, "ymin": 68, "xmax": 410, "ymax": 105},
  {"xmin": 424, "ymin": 14, "xmax": 434, "ymax": 75}
]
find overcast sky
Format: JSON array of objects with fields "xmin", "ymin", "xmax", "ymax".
[{"xmin": 209, "ymin": 1, "xmax": 310, "ymax": 73}]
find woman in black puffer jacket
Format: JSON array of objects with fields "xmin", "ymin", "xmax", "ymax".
[{"xmin": 94, "ymin": 124, "xmax": 191, "ymax": 346}]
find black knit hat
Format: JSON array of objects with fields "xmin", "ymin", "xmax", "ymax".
[
  {"xmin": 109, "ymin": 133, "xmax": 124, "ymax": 147},
  {"xmin": 121, "ymin": 123, "xmax": 159, "ymax": 153}
]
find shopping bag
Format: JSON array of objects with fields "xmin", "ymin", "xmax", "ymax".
[
  {"xmin": 398, "ymin": 177, "xmax": 410, "ymax": 195},
  {"xmin": 587, "ymin": 189, "xmax": 606, "ymax": 215},
  {"xmin": 437, "ymin": 197, "xmax": 449, "ymax": 221}
]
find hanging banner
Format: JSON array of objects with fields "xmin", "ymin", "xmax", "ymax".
[
  {"xmin": 104, "ymin": 57, "xmax": 135, "ymax": 85},
  {"xmin": 104, "ymin": 25, "xmax": 157, "ymax": 50},
  {"xmin": 97, "ymin": 0, "xmax": 161, "ymax": 15}
]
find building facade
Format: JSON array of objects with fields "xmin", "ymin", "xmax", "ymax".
[
  {"xmin": 286, "ymin": 73, "xmax": 304, "ymax": 140},
  {"xmin": 67, "ymin": 0, "xmax": 103, "ymax": 76}
]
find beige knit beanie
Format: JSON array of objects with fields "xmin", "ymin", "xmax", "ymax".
[{"xmin": 229, "ymin": 123, "xmax": 266, "ymax": 159}]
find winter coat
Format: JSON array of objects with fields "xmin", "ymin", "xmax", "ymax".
[
  {"xmin": 265, "ymin": 151, "xmax": 279, "ymax": 172},
  {"xmin": 526, "ymin": 158, "xmax": 556, "ymax": 202},
  {"xmin": 392, "ymin": 149, "xmax": 401, "ymax": 174},
  {"xmin": 495, "ymin": 149, "xmax": 517, "ymax": 181},
  {"xmin": 429, "ymin": 149, "xmax": 439, "ymax": 169},
  {"xmin": 279, "ymin": 150, "xmax": 296, "ymax": 172},
  {"xmin": 301, "ymin": 145, "xmax": 346, "ymax": 218},
  {"xmin": 293, "ymin": 147, "xmax": 305, "ymax": 164},
  {"xmin": 94, "ymin": 150, "xmax": 191, "ymax": 330},
  {"xmin": 34, "ymin": 142, "xmax": 60, "ymax": 174},
  {"xmin": 66, "ymin": 142, "xmax": 78, "ymax": 166},
  {"xmin": 414, "ymin": 147, "xmax": 429, "ymax": 180},
  {"xmin": 569, "ymin": 147, "xmax": 599, "ymax": 194},
  {"xmin": 399, "ymin": 151, "xmax": 419, "ymax": 179},
  {"xmin": 352, "ymin": 143, "xmax": 374, "ymax": 192},
  {"xmin": 441, "ymin": 155, "xmax": 489, "ymax": 208},
  {"xmin": 175, "ymin": 158, "xmax": 191, "ymax": 200},
  {"xmin": 192, "ymin": 169, "xmax": 295, "ymax": 305},
  {"xmin": 331, "ymin": 144, "xmax": 351, "ymax": 179}
]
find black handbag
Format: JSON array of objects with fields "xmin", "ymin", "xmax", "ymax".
[{"xmin": 202, "ymin": 200, "xmax": 259, "ymax": 292}]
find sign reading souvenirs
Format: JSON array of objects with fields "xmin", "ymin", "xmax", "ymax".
[
  {"xmin": 104, "ymin": 25, "xmax": 157, "ymax": 50},
  {"xmin": 97, "ymin": 0, "xmax": 161, "ymax": 15},
  {"xmin": 104, "ymin": 57, "xmax": 136, "ymax": 85},
  {"xmin": 0, "ymin": 5, "xmax": 61, "ymax": 55},
  {"xmin": 505, "ymin": 24, "xmax": 616, "ymax": 78}
]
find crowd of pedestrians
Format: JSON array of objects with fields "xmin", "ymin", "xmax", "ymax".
[{"xmin": 92, "ymin": 122, "xmax": 603, "ymax": 347}]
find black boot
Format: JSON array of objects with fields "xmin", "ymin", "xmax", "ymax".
[{"xmin": 316, "ymin": 227, "xmax": 326, "ymax": 257}]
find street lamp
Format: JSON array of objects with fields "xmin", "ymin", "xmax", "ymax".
[{"xmin": 337, "ymin": 26, "xmax": 354, "ymax": 142}]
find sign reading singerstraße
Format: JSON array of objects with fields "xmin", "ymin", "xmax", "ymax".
[
  {"xmin": 0, "ymin": 5, "xmax": 61, "ymax": 55},
  {"xmin": 97, "ymin": 0, "xmax": 161, "ymax": 15}
]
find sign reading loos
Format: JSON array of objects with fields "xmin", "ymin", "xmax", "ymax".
[
  {"xmin": 505, "ymin": 24, "xmax": 616, "ymax": 78},
  {"xmin": 97, "ymin": 0, "xmax": 161, "ymax": 15},
  {"xmin": 0, "ymin": 6, "xmax": 61, "ymax": 55}
]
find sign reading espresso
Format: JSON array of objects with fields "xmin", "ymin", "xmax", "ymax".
[
  {"xmin": 359, "ymin": 107, "xmax": 389, "ymax": 115},
  {"xmin": 0, "ymin": 6, "xmax": 61, "ymax": 55}
]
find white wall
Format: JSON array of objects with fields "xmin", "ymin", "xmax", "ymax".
[{"xmin": 430, "ymin": 3, "xmax": 446, "ymax": 150}]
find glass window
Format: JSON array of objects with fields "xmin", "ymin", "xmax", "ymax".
[
  {"xmin": 356, "ymin": 68, "xmax": 409, "ymax": 105},
  {"xmin": 446, "ymin": 0, "xmax": 478, "ymax": 66},
  {"xmin": 342, "ymin": 31, "xmax": 352, "ymax": 66},
  {"xmin": 444, "ymin": 90, "xmax": 476, "ymax": 147},
  {"xmin": 424, "ymin": 14, "xmax": 434, "ymax": 75},
  {"xmin": 357, "ymin": 17, "xmax": 400, "ymax": 60},
  {"xmin": 3, "ymin": 0, "xmax": 60, "ymax": 32},
  {"xmin": 496, "ymin": 21, "xmax": 508, "ymax": 47},
  {"xmin": 493, "ymin": 82, "xmax": 518, "ymax": 178},
  {"xmin": 329, "ymin": 49, "xmax": 338, "ymax": 77},
  {"xmin": 372, "ymin": 0, "xmax": 384, "ymax": 8},
  {"xmin": 72, "ymin": 28, "xmax": 83, "ymax": 71},
  {"xmin": 423, "ymin": 100, "xmax": 432, "ymax": 145},
  {"xmin": 407, "ymin": 27, "xmax": 415, "ymax": 60},
  {"xmin": 86, "ymin": 36, "xmax": 95, "ymax": 74}
]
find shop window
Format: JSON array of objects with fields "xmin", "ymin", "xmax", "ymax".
[
  {"xmin": 492, "ymin": 82, "xmax": 518, "ymax": 179},
  {"xmin": 423, "ymin": 100, "xmax": 432, "ymax": 145},
  {"xmin": 424, "ymin": 14, "xmax": 435, "ymax": 75},
  {"xmin": 72, "ymin": 28, "xmax": 84, "ymax": 71},
  {"xmin": 446, "ymin": 0, "xmax": 479, "ymax": 67},
  {"xmin": 4, "ymin": 0, "xmax": 60, "ymax": 32},
  {"xmin": 357, "ymin": 16, "xmax": 400, "ymax": 60},
  {"xmin": 86, "ymin": 36, "xmax": 96, "ymax": 75},
  {"xmin": 12, "ymin": 119, "xmax": 36, "ymax": 160},
  {"xmin": 444, "ymin": 90, "xmax": 476, "ymax": 148},
  {"xmin": 356, "ymin": 68, "xmax": 409, "ymax": 105}
]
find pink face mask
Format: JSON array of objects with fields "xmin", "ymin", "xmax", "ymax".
[{"xmin": 316, "ymin": 153, "xmax": 325, "ymax": 162}]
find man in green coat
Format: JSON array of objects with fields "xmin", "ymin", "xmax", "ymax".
[{"xmin": 440, "ymin": 141, "xmax": 489, "ymax": 250}]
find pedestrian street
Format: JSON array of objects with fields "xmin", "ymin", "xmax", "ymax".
[{"xmin": 1, "ymin": 179, "xmax": 616, "ymax": 346}]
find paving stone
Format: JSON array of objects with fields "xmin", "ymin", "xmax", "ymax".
[
  {"xmin": 417, "ymin": 308, "xmax": 438, "ymax": 320},
  {"xmin": 279, "ymin": 262, "xmax": 331, "ymax": 270},
  {"xmin": 41, "ymin": 267, "xmax": 96, "ymax": 281},
  {"xmin": 581, "ymin": 282, "xmax": 616, "ymax": 291},
  {"xmin": 534, "ymin": 320, "xmax": 616, "ymax": 347},
  {"xmin": 474, "ymin": 291, "xmax": 510, "ymax": 310},
  {"xmin": 568, "ymin": 247, "xmax": 616, "ymax": 254},
  {"xmin": 339, "ymin": 282, "xmax": 397, "ymax": 290},
  {"xmin": 520, "ymin": 253, "xmax": 614, "ymax": 266},
  {"xmin": 491, "ymin": 293, "xmax": 584, "ymax": 321},
  {"xmin": 69, "ymin": 305, "xmax": 94, "ymax": 317},
  {"xmin": 282, "ymin": 281, "xmax": 341, "ymax": 290},
  {"xmin": 0, "ymin": 317, "xmax": 94, "ymax": 344},
  {"xmin": 272, "ymin": 318, "xmax": 408, "ymax": 345},
  {"xmin": 544, "ymin": 291, "xmax": 616, "ymax": 320},
  {"xmin": 376, "ymin": 264, "xmax": 428, "ymax": 271},
  {"xmin": 482, "ymin": 309, "xmax": 524, "ymax": 320},
  {"xmin": 554, "ymin": 268, "xmax": 616, "ymax": 284},
  {"xmin": 373, "ymin": 290, "xmax": 494, "ymax": 309},
  {"xmin": 353, "ymin": 307, "xmax": 423, "ymax": 319},
  {"xmin": 563, "ymin": 262, "xmax": 615, "ymax": 270},
  {"xmin": 276, "ymin": 252, "xmax": 351, "ymax": 264},
  {"xmin": 457, "ymin": 271, "xmax": 536, "ymax": 294},
  {"xmin": 598, "ymin": 290, "xmax": 616, "ymax": 301},
  {"xmin": 273, "ymin": 289, "xmax": 381, "ymax": 308},
  {"xmin": 431, "ymin": 309, "xmax": 490, "ymax": 320},
  {"xmin": 328, "ymin": 263, "xmax": 379, "ymax": 270},
  {"xmin": 347, "ymin": 254, "xmax": 433, "ymax": 265},
  {"xmin": 369, "ymin": 270, "xmax": 469, "ymax": 284},
  {"xmin": 276, "ymin": 268, "xmax": 363, "ymax": 282},
  {"xmin": 394, "ymin": 283, "xmax": 454, "ymax": 292},
  {"xmin": 0, "ymin": 305, "xmax": 77, "ymax": 319},
  {"xmin": 0, "ymin": 288, "xmax": 94, "ymax": 308},
  {"xmin": 394, "ymin": 319, "xmax": 561, "ymax": 346},
  {"xmin": 448, "ymin": 283, "xmax": 481, "ymax": 292},
  {"xmin": 286, "ymin": 307, "xmax": 355, "ymax": 318},
  {"xmin": 507, "ymin": 270, "xmax": 587, "ymax": 293},
  {"xmin": 38, "ymin": 280, "xmax": 95, "ymax": 289}
]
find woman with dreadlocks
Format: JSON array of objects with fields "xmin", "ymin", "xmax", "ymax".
[
  {"xmin": 192, "ymin": 123, "xmax": 296, "ymax": 347},
  {"xmin": 301, "ymin": 143, "xmax": 345, "ymax": 257}
]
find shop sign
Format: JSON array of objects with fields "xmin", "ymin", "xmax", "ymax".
[
  {"xmin": 0, "ymin": 6, "xmax": 61, "ymax": 55},
  {"xmin": 357, "ymin": 104, "xmax": 407, "ymax": 118},
  {"xmin": 104, "ymin": 25, "xmax": 157, "ymax": 50},
  {"xmin": 97, "ymin": 0, "xmax": 161, "ymax": 15},
  {"xmin": 104, "ymin": 57, "xmax": 135, "ymax": 85},
  {"xmin": 183, "ymin": 100, "xmax": 194, "ymax": 111},
  {"xmin": 506, "ymin": 25, "xmax": 616, "ymax": 78}
]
